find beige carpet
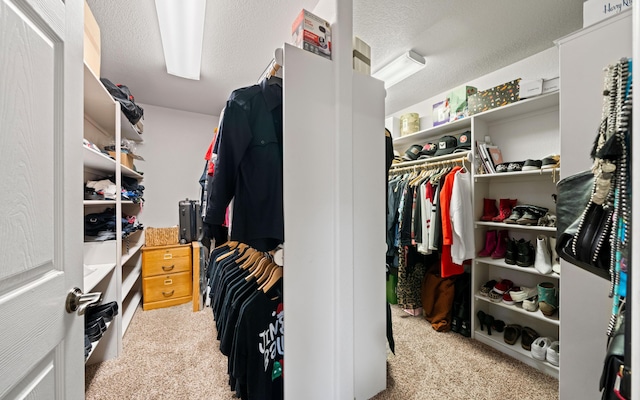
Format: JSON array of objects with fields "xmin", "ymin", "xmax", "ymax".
[{"xmin": 86, "ymin": 303, "xmax": 558, "ymax": 400}]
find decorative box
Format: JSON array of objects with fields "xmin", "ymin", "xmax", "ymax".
[
  {"xmin": 468, "ymin": 79, "xmax": 521, "ymax": 115},
  {"xmin": 448, "ymin": 85, "xmax": 477, "ymax": 122},
  {"xmin": 432, "ymin": 100, "xmax": 450, "ymax": 127}
]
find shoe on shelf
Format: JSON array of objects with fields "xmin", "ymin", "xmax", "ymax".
[
  {"xmin": 493, "ymin": 279, "xmax": 513, "ymax": 294},
  {"xmin": 488, "ymin": 290, "xmax": 503, "ymax": 303},
  {"xmin": 516, "ymin": 240, "xmax": 535, "ymax": 267},
  {"xmin": 505, "ymin": 238, "xmax": 521, "ymax": 265},
  {"xmin": 480, "ymin": 280, "xmax": 497, "ymax": 296},
  {"xmin": 538, "ymin": 282, "xmax": 558, "ymax": 317},
  {"xmin": 504, "ymin": 324, "xmax": 522, "ymax": 345},
  {"xmin": 476, "ymin": 310, "xmax": 487, "ymax": 331},
  {"xmin": 504, "ymin": 206, "xmax": 526, "ymax": 224},
  {"xmin": 503, "ymin": 289, "xmax": 517, "ymax": 305},
  {"xmin": 507, "ymin": 162, "xmax": 524, "ymax": 172},
  {"xmin": 491, "ymin": 230, "xmax": 509, "ymax": 259},
  {"xmin": 477, "ymin": 230, "xmax": 497, "ymax": 257},
  {"xmin": 537, "ymin": 212, "xmax": 557, "ymax": 227},
  {"xmin": 522, "ymin": 159, "xmax": 543, "ymax": 171},
  {"xmin": 459, "ymin": 320, "xmax": 471, "ymax": 337},
  {"xmin": 534, "ymin": 235, "xmax": 553, "ymax": 274},
  {"xmin": 516, "ymin": 205, "xmax": 548, "ymax": 225},
  {"xmin": 549, "ymin": 236, "xmax": 561, "ymax": 274},
  {"xmin": 540, "ymin": 154, "xmax": 560, "ymax": 170},
  {"xmin": 521, "ymin": 327, "xmax": 540, "ymax": 351},
  {"xmin": 480, "ymin": 198, "xmax": 498, "ymax": 221},
  {"xmin": 492, "ymin": 319, "xmax": 505, "ymax": 333},
  {"xmin": 546, "ymin": 341, "xmax": 560, "ymax": 366},
  {"xmin": 531, "ymin": 337, "xmax": 555, "ymax": 361},
  {"xmin": 496, "ymin": 163, "xmax": 509, "ymax": 173},
  {"xmin": 510, "ymin": 286, "xmax": 538, "ymax": 302},
  {"xmin": 522, "ymin": 295, "xmax": 539, "ymax": 312},
  {"xmin": 492, "ymin": 199, "xmax": 518, "ymax": 222}
]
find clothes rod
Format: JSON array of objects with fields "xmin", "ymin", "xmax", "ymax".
[
  {"xmin": 390, "ymin": 151, "xmax": 471, "ymax": 169},
  {"xmin": 389, "ymin": 154, "xmax": 471, "ymax": 175},
  {"xmin": 258, "ymin": 47, "xmax": 284, "ymax": 82}
]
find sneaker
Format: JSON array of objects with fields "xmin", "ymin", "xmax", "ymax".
[
  {"xmin": 531, "ymin": 337, "xmax": 554, "ymax": 361},
  {"xmin": 496, "ymin": 163, "xmax": 509, "ymax": 173},
  {"xmin": 516, "ymin": 206, "xmax": 547, "ymax": 225},
  {"xmin": 540, "ymin": 154, "xmax": 560, "ymax": 170},
  {"xmin": 488, "ymin": 290, "xmax": 503, "ymax": 303},
  {"xmin": 493, "ymin": 279, "xmax": 513, "ymax": 294},
  {"xmin": 507, "ymin": 162, "xmax": 524, "ymax": 172},
  {"xmin": 523, "ymin": 296, "xmax": 539, "ymax": 312},
  {"xmin": 510, "ymin": 286, "xmax": 538, "ymax": 302},
  {"xmin": 537, "ymin": 212, "xmax": 557, "ymax": 227},
  {"xmin": 522, "ymin": 159, "xmax": 542, "ymax": 171},
  {"xmin": 503, "ymin": 290, "xmax": 517, "ymax": 305},
  {"xmin": 546, "ymin": 341, "xmax": 560, "ymax": 366}
]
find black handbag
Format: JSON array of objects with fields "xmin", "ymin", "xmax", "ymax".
[
  {"xmin": 599, "ymin": 310, "xmax": 630, "ymax": 399},
  {"xmin": 555, "ymin": 170, "xmax": 612, "ymax": 281}
]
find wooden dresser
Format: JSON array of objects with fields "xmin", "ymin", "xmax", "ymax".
[{"xmin": 141, "ymin": 243, "xmax": 192, "ymax": 310}]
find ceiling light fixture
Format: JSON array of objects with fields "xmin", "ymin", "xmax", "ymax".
[
  {"xmin": 372, "ymin": 50, "xmax": 426, "ymax": 89},
  {"xmin": 154, "ymin": 0, "xmax": 206, "ymax": 80}
]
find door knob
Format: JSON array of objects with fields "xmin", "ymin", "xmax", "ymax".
[{"xmin": 65, "ymin": 287, "xmax": 102, "ymax": 315}]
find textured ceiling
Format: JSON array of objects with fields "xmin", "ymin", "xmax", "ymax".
[{"xmin": 86, "ymin": 0, "xmax": 585, "ymax": 117}]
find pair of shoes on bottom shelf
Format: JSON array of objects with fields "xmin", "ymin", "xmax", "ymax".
[
  {"xmin": 85, "ymin": 316, "xmax": 107, "ymax": 343},
  {"xmin": 503, "ymin": 325, "xmax": 540, "ymax": 349},
  {"xmin": 531, "ymin": 337, "xmax": 560, "ymax": 366},
  {"xmin": 476, "ymin": 310, "xmax": 504, "ymax": 336}
]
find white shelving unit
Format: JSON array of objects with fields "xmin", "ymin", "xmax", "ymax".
[
  {"xmin": 83, "ymin": 61, "xmax": 145, "ymax": 365},
  {"xmin": 391, "ymin": 91, "xmax": 560, "ymax": 378}
]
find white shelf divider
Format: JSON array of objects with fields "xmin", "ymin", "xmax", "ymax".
[
  {"xmin": 122, "ymin": 288, "xmax": 142, "ymax": 335},
  {"xmin": 84, "ymin": 263, "xmax": 116, "ymax": 292},
  {"xmin": 475, "ymin": 221, "xmax": 557, "ymax": 232},
  {"xmin": 475, "ymin": 257, "xmax": 561, "ymax": 279}
]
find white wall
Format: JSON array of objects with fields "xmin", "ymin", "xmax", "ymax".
[
  {"xmin": 136, "ymin": 104, "xmax": 218, "ymax": 228},
  {"xmin": 386, "ymin": 47, "xmax": 559, "ymax": 133}
]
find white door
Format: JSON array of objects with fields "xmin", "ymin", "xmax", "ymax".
[{"xmin": 0, "ymin": 0, "xmax": 84, "ymax": 398}]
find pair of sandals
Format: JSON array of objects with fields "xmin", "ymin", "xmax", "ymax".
[{"xmin": 503, "ymin": 325, "xmax": 540, "ymax": 350}]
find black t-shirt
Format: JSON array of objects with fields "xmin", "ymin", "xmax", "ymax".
[{"xmin": 232, "ymin": 283, "xmax": 283, "ymax": 400}]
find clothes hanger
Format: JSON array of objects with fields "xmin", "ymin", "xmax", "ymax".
[
  {"xmin": 236, "ymin": 247, "xmax": 257, "ymax": 264},
  {"xmin": 247, "ymin": 257, "xmax": 270, "ymax": 280},
  {"xmin": 255, "ymin": 261, "xmax": 278, "ymax": 285},
  {"xmin": 215, "ymin": 240, "xmax": 238, "ymax": 251},
  {"xmin": 259, "ymin": 266, "xmax": 283, "ymax": 293},
  {"xmin": 239, "ymin": 250, "xmax": 264, "ymax": 270}
]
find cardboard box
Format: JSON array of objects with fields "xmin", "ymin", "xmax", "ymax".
[
  {"xmin": 432, "ymin": 100, "xmax": 450, "ymax": 127},
  {"xmin": 468, "ymin": 79, "xmax": 520, "ymax": 115},
  {"xmin": 448, "ymin": 85, "xmax": 477, "ymax": 122},
  {"xmin": 353, "ymin": 36, "xmax": 371, "ymax": 75},
  {"xmin": 108, "ymin": 151, "xmax": 134, "ymax": 170},
  {"xmin": 84, "ymin": 1, "xmax": 101, "ymax": 77},
  {"xmin": 292, "ymin": 9, "xmax": 332, "ymax": 60},
  {"xmin": 583, "ymin": 0, "xmax": 632, "ymax": 28}
]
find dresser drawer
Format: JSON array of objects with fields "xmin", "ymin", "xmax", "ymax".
[
  {"xmin": 142, "ymin": 245, "xmax": 192, "ymax": 277},
  {"xmin": 143, "ymin": 271, "xmax": 192, "ymax": 303}
]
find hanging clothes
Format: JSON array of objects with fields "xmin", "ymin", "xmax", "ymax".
[
  {"xmin": 439, "ymin": 166, "xmax": 465, "ymax": 278},
  {"xmin": 450, "ymin": 168, "xmax": 475, "ymax": 264},
  {"xmin": 205, "ymin": 79, "xmax": 283, "ymax": 251}
]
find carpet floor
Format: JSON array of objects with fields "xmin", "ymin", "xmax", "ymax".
[{"xmin": 85, "ymin": 303, "xmax": 558, "ymax": 399}]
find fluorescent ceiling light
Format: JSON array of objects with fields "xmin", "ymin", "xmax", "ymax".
[
  {"xmin": 372, "ymin": 50, "xmax": 426, "ymax": 89},
  {"xmin": 155, "ymin": 0, "xmax": 206, "ymax": 80}
]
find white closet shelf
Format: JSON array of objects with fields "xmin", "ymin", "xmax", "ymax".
[
  {"xmin": 84, "ymin": 62, "xmax": 117, "ymax": 133},
  {"xmin": 84, "ymin": 263, "xmax": 116, "ymax": 292},
  {"xmin": 475, "ymin": 294, "xmax": 560, "ymax": 325},
  {"xmin": 121, "ymin": 164, "xmax": 143, "ymax": 179},
  {"xmin": 393, "ymin": 118, "xmax": 471, "ymax": 148},
  {"xmin": 475, "ymin": 221, "xmax": 557, "ymax": 232},
  {"xmin": 85, "ymin": 319, "xmax": 114, "ymax": 365},
  {"xmin": 474, "ymin": 168, "xmax": 560, "ymax": 182},
  {"xmin": 122, "ymin": 262, "xmax": 142, "ymax": 299},
  {"xmin": 122, "ymin": 289, "xmax": 142, "ymax": 335},
  {"xmin": 121, "ymin": 113, "xmax": 143, "ymax": 142},
  {"xmin": 84, "ymin": 200, "xmax": 117, "ymax": 206},
  {"xmin": 473, "ymin": 92, "xmax": 559, "ymax": 124},
  {"xmin": 84, "ymin": 145, "xmax": 116, "ymax": 173},
  {"xmin": 475, "ymin": 257, "xmax": 561, "ymax": 279},
  {"xmin": 474, "ymin": 330, "xmax": 559, "ymax": 378},
  {"xmin": 121, "ymin": 242, "xmax": 143, "ymax": 267}
]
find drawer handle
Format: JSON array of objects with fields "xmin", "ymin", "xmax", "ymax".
[
  {"xmin": 164, "ymin": 279, "xmax": 173, "ymax": 285},
  {"xmin": 163, "ymin": 253, "xmax": 173, "ymax": 260},
  {"xmin": 162, "ymin": 290, "xmax": 174, "ymax": 297},
  {"xmin": 162, "ymin": 265, "xmax": 175, "ymax": 272}
]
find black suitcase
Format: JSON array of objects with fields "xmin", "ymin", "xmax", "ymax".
[{"xmin": 179, "ymin": 199, "xmax": 202, "ymax": 244}]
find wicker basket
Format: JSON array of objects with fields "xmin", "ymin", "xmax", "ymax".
[{"xmin": 145, "ymin": 226, "xmax": 179, "ymax": 247}]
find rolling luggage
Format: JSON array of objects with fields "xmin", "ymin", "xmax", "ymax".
[{"xmin": 179, "ymin": 199, "xmax": 202, "ymax": 244}]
